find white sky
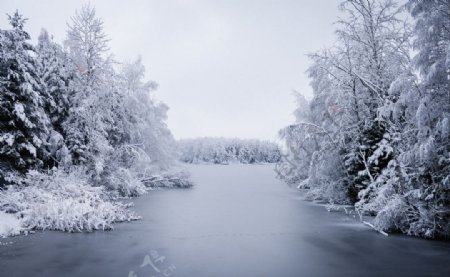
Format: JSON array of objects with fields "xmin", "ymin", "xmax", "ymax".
[{"xmin": 1, "ymin": 0, "xmax": 340, "ymax": 141}]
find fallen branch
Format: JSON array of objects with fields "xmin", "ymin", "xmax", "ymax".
[{"xmin": 363, "ymin": 221, "xmax": 389, "ymax": 236}]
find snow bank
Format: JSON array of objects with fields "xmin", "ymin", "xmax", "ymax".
[
  {"xmin": 0, "ymin": 169, "xmax": 140, "ymax": 234},
  {"xmin": 0, "ymin": 211, "xmax": 23, "ymax": 238},
  {"xmin": 0, "ymin": 167, "xmax": 193, "ymax": 237}
]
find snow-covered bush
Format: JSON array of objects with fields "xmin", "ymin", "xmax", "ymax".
[
  {"xmin": 0, "ymin": 169, "xmax": 139, "ymax": 233},
  {"xmin": 142, "ymin": 169, "xmax": 194, "ymax": 188},
  {"xmin": 100, "ymin": 145, "xmax": 193, "ymax": 196},
  {"xmin": 101, "ymin": 166, "xmax": 147, "ymax": 197},
  {"xmin": 371, "ymin": 195, "xmax": 411, "ymax": 234}
]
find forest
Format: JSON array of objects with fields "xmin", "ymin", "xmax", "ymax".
[
  {"xmin": 1, "ymin": 1, "xmax": 450, "ymax": 276},
  {"xmin": 276, "ymin": 0, "xmax": 450, "ymax": 239},
  {"xmin": 178, "ymin": 137, "xmax": 281, "ymax": 164},
  {"xmin": 0, "ymin": 0, "xmax": 448, "ymax": 243},
  {"xmin": 0, "ymin": 6, "xmax": 192, "ymax": 235}
]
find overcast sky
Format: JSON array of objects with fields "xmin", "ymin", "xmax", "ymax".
[{"xmin": 1, "ymin": 0, "xmax": 340, "ymax": 141}]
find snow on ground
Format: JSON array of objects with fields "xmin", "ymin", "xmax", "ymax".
[
  {"xmin": 0, "ymin": 211, "xmax": 22, "ymax": 238},
  {"xmin": 0, "ymin": 168, "xmax": 192, "ymax": 238},
  {"xmin": 0, "ymin": 170, "xmax": 140, "ymax": 235}
]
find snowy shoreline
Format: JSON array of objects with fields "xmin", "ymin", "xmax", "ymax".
[{"xmin": 0, "ymin": 168, "xmax": 193, "ymax": 239}]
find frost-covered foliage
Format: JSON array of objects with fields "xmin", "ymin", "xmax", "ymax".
[
  {"xmin": 0, "ymin": 170, "xmax": 139, "ymax": 233},
  {"xmin": 0, "ymin": 6, "xmax": 191, "ymax": 235},
  {"xmin": 178, "ymin": 137, "xmax": 281, "ymax": 164},
  {"xmin": 278, "ymin": 0, "xmax": 450, "ymax": 238}
]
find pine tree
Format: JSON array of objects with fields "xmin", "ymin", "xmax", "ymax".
[
  {"xmin": 0, "ymin": 11, "xmax": 51, "ymax": 175},
  {"xmin": 35, "ymin": 29, "xmax": 73, "ymax": 167},
  {"xmin": 403, "ymin": 0, "xmax": 450, "ymax": 238},
  {"xmin": 36, "ymin": 29, "xmax": 71, "ymax": 134}
]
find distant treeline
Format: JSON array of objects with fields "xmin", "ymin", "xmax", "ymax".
[{"xmin": 178, "ymin": 138, "xmax": 281, "ymax": 164}]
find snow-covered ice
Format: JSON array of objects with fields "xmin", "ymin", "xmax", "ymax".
[
  {"xmin": 0, "ymin": 211, "xmax": 22, "ymax": 238},
  {"xmin": 1, "ymin": 165, "xmax": 450, "ymax": 276}
]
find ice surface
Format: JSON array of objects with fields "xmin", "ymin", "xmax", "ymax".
[{"xmin": 0, "ymin": 165, "xmax": 449, "ymax": 276}]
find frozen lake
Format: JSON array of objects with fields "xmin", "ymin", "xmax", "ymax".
[{"xmin": 1, "ymin": 164, "xmax": 450, "ymax": 276}]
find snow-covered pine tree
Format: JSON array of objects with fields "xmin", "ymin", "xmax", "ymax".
[
  {"xmin": 36, "ymin": 29, "xmax": 70, "ymax": 134},
  {"xmin": 402, "ymin": 0, "xmax": 450, "ymax": 238},
  {"xmin": 363, "ymin": 0, "xmax": 450, "ymax": 238},
  {"xmin": 333, "ymin": 0, "xmax": 411, "ymax": 202},
  {"xmin": 0, "ymin": 11, "xmax": 51, "ymax": 176},
  {"xmin": 35, "ymin": 29, "xmax": 72, "ymax": 167}
]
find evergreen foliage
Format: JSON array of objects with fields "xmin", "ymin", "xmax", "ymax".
[{"xmin": 277, "ymin": 0, "xmax": 450, "ymax": 238}]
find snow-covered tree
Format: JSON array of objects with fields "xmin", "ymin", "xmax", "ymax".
[
  {"xmin": 278, "ymin": 0, "xmax": 450, "ymax": 238},
  {"xmin": 65, "ymin": 4, "xmax": 109, "ymax": 86},
  {"xmin": 35, "ymin": 29, "xmax": 72, "ymax": 167},
  {"xmin": 63, "ymin": 4, "xmax": 114, "ymax": 171},
  {"xmin": 330, "ymin": 0, "xmax": 410, "ymax": 201},
  {"xmin": 359, "ymin": 0, "xmax": 450, "ymax": 238},
  {"xmin": 0, "ymin": 11, "xmax": 51, "ymax": 175},
  {"xmin": 385, "ymin": 0, "xmax": 449, "ymax": 238},
  {"xmin": 36, "ymin": 29, "xmax": 70, "ymax": 133},
  {"xmin": 278, "ymin": 0, "xmax": 411, "ymax": 203},
  {"xmin": 408, "ymin": 0, "xmax": 449, "ymax": 238},
  {"xmin": 0, "ymin": 6, "xmax": 192, "ymax": 232},
  {"xmin": 119, "ymin": 58, "xmax": 176, "ymax": 170},
  {"xmin": 97, "ymin": 57, "xmax": 181, "ymax": 195}
]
